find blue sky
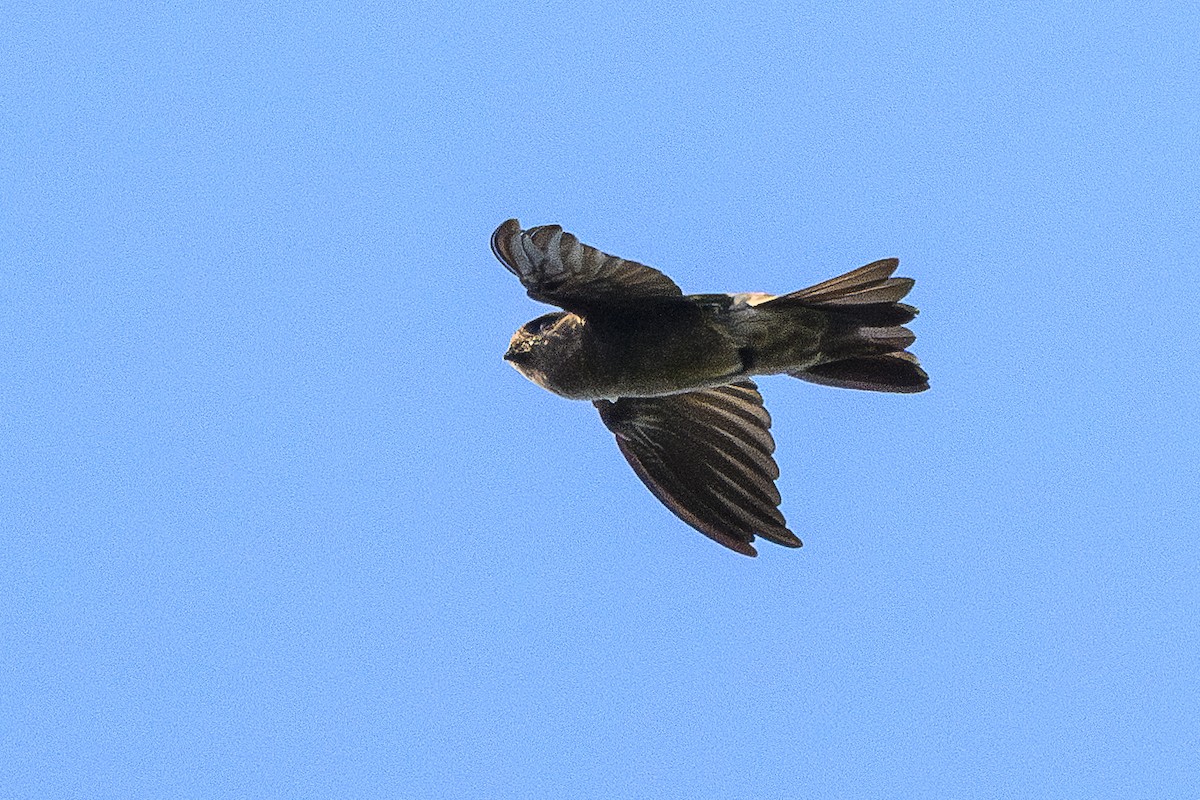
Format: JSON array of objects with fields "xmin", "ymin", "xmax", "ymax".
[{"xmin": 3, "ymin": 2, "xmax": 1198, "ymax": 797}]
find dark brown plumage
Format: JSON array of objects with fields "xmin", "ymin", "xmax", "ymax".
[{"xmin": 493, "ymin": 218, "xmax": 927, "ymax": 555}]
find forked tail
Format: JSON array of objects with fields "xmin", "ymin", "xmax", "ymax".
[{"xmin": 758, "ymin": 259, "xmax": 929, "ymax": 393}]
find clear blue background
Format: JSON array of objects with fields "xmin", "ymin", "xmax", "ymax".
[{"xmin": 4, "ymin": 3, "xmax": 1197, "ymax": 797}]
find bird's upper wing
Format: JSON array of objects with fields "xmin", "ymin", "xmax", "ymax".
[
  {"xmin": 491, "ymin": 219, "xmax": 683, "ymax": 312},
  {"xmin": 594, "ymin": 381, "xmax": 800, "ymax": 556}
]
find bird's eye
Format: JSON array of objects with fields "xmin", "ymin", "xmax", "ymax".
[{"xmin": 527, "ymin": 314, "xmax": 560, "ymax": 334}]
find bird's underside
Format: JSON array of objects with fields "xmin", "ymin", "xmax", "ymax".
[{"xmin": 493, "ymin": 218, "xmax": 927, "ymax": 556}]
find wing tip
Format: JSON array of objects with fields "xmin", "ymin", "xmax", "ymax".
[
  {"xmin": 736, "ymin": 542, "xmax": 759, "ymax": 557},
  {"xmin": 765, "ymin": 532, "xmax": 803, "ymax": 549},
  {"xmin": 490, "ymin": 218, "xmax": 522, "ymax": 268},
  {"xmin": 722, "ymin": 527, "xmax": 803, "ymax": 556}
]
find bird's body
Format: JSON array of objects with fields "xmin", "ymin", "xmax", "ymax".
[
  {"xmin": 506, "ymin": 295, "xmax": 834, "ymax": 400},
  {"xmin": 493, "ymin": 219, "xmax": 928, "ymax": 556}
]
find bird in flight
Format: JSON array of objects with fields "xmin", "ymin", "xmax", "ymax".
[{"xmin": 492, "ymin": 219, "xmax": 927, "ymax": 556}]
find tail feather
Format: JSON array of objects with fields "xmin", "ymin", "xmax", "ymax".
[
  {"xmin": 818, "ymin": 302, "xmax": 917, "ymax": 327},
  {"xmin": 763, "ymin": 259, "xmax": 929, "ymax": 393},
  {"xmin": 768, "ymin": 259, "xmax": 909, "ymax": 305},
  {"xmin": 793, "ymin": 354, "xmax": 929, "ymax": 394}
]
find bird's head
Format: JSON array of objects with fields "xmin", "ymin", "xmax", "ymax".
[{"xmin": 504, "ymin": 312, "xmax": 575, "ymax": 390}]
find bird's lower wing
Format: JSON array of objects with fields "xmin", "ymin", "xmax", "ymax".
[{"xmin": 594, "ymin": 381, "xmax": 800, "ymax": 556}]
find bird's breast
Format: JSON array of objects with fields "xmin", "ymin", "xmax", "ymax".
[{"xmin": 543, "ymin": 304, "xmax": 744, "ymax": 399}]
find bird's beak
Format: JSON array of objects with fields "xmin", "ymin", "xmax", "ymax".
[{"xmin": 503, "ymin": 347, "xmax": 525, "ymax": 363}]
